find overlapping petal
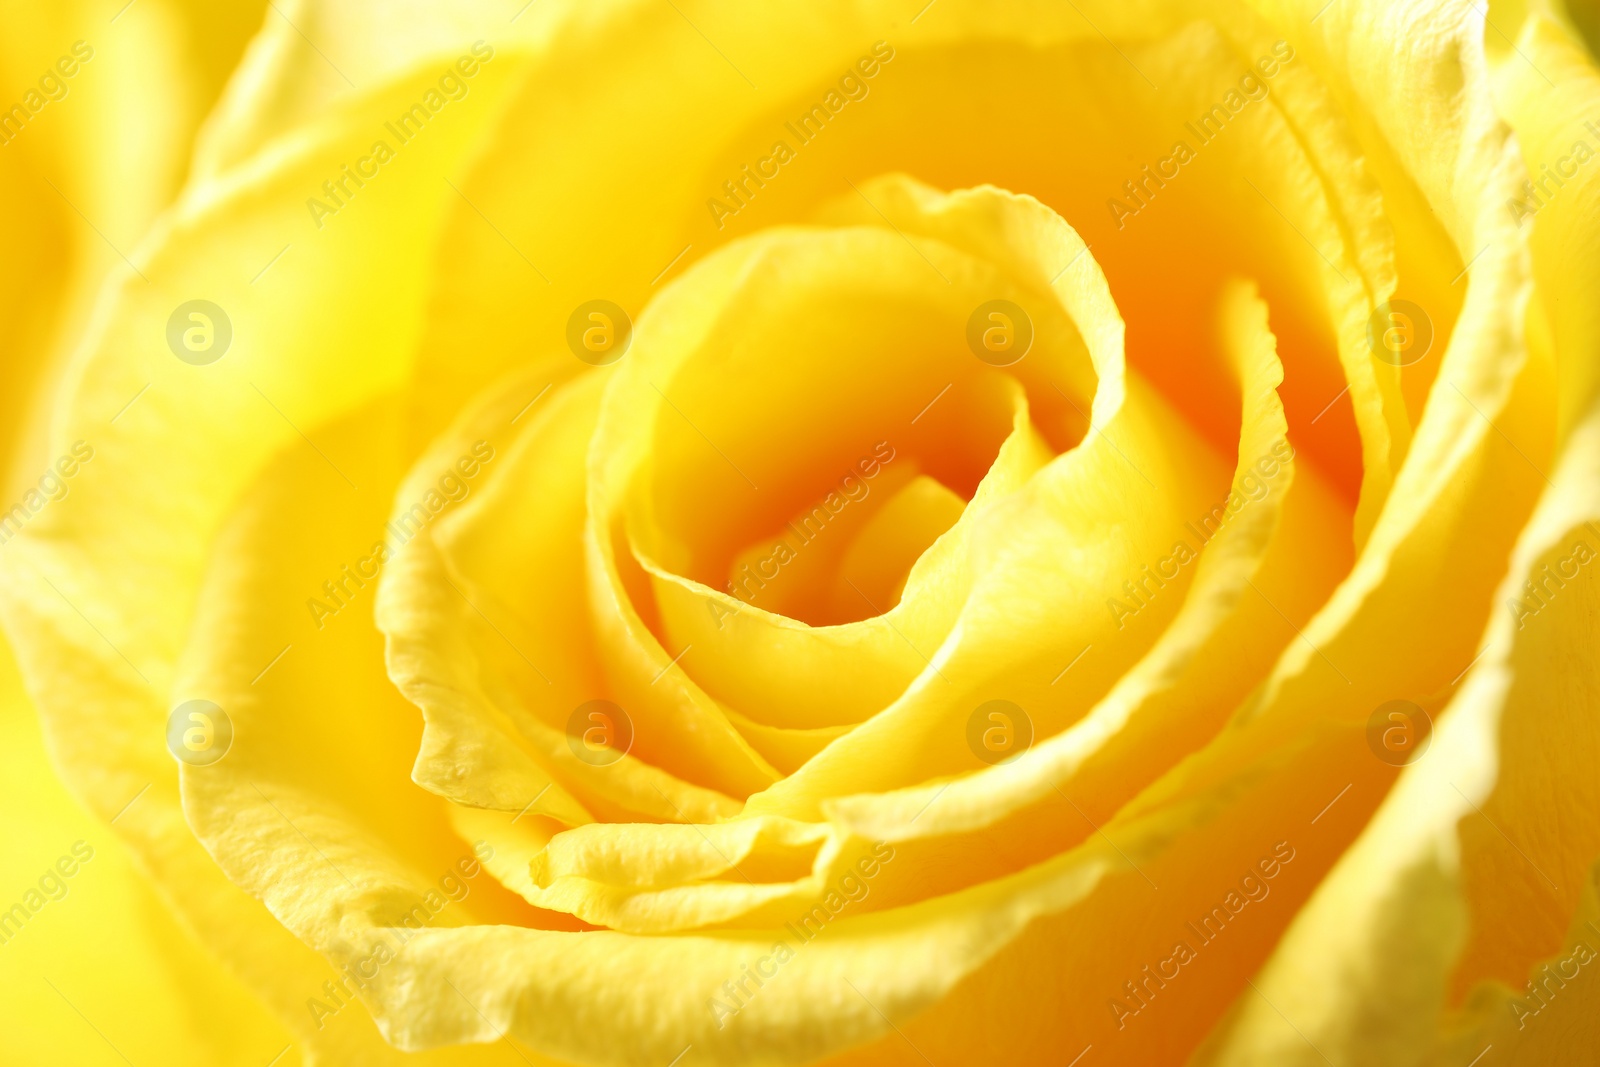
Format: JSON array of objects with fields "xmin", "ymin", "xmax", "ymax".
[{"xmin": 3, "ymin": 0, "xmax": 1598, "ymax": 1065}]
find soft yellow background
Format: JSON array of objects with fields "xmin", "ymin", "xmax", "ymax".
[
  {"xmin": 0, "ymin": 0, "xmax": 276, "ymax": 1060},
  {"xmin": 0, "ymin": 638, "xmax": 293, "ymax": 1064}
]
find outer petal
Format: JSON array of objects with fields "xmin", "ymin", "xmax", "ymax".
[
  {"xmin": 1197, "ymin": 0, "xmax": 1600, "ymax": 1062},
  {"xmin": 0, "ymin": 639, "xmax": 292, "ymax": 1066},
  {"xmin": 0, "ymin": 8, "xmax": 541, "ymax": 1060}
]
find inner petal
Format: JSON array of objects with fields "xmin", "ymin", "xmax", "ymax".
[
  {"xmin": 627, "ymin": 235, "xmax": 1047, "ymax": 590},
  {"xmin": 722, "ymin": 457, "xmax": 928, "ymax": 624},
  {"xmin": 828, "ymin": 472, "xmax": 969, "ymax": 621}
]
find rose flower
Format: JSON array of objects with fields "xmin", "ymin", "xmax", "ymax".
[{"xmin": 4, "ymin": 1, "xmax": 1600, "ymax": 1065}]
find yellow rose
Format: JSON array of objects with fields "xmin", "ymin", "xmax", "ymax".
[
  {"xmin": 4, "ymin": 1, "xmax": 1600, "ymax": 1065},
  {"xmin": 0, "ymin": 1, "xmax": 297, "ymax": 1063}
]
